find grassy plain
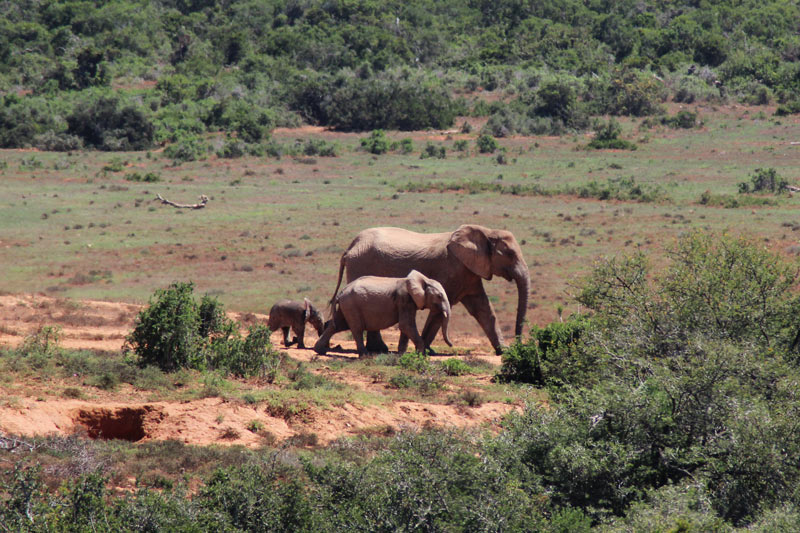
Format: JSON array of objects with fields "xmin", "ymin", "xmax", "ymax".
[{"xmin": 2, "ymin": 103, "xmax": 800, "ymax": 335}]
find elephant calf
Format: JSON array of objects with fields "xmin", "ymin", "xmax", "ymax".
[
  {"xmin": 314, "ymin": 270, "xmax": 452, "ymax": 357},
  {"xmin": 267, "ymin": 298, "xmax": 324, "ymax": 349}
]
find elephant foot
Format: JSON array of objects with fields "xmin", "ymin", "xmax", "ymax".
[
  {"xmin": 367, "ymin": 342, "xmax": 389, "ymax": 353},
  {"xmin": 365, "ymin": 341, "xmax": 389, "ymax": 353},
  {"xmin": 297, "ymin": 343, "xmax": 305, "ymax": 349},
  {"xmin": 313, "ymin": 341, "xmax": 328, "ymax": 355},
  {"xmin": 425, "ymin": 346, "xmax": 438, "ymax": 356},
  {"xmin": 494, "ymin": 345, "xmax": 505, "ymax": 356},
  {"xmin": 365, "ymin": 331, "xmax": 389, "ymax": 354}
]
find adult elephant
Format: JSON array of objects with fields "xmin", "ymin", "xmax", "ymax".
[{"xmin": 326, "ymin": 224, "xmax": 530, "ymax": 355}]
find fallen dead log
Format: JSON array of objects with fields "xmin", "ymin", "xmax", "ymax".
[
  {"xmin": 156, "ymin": 194, "xmax": 209, "ymax": 209},
  {"xmin": 787, "ymin": 185, "xmax": 800, "ymax": 193}
]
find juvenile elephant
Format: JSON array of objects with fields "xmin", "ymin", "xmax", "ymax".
[
  {"xmin": 314, "ymin": 270, "xmax": 452, "ymax": 357},
  {"xmin": 267, "ymin": 298, "xmax": 324, "ymax": 349},
  {"xmin": 325, "ymin": 224, "xmax": 530, "ymax": 355}
]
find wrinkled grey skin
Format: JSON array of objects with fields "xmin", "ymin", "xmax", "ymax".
[
  {"xmin": 267, "ymin": 298, "xmax": 324, "ymax": 349},
  {"xmin": 314, "ymin": 270, "xmax": 452, "ymax": 357},
  {"xmin": 325, "ymin": 224, "xmax": 530, "ymax": 355}
]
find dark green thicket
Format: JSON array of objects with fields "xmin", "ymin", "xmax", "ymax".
[
  {"xmin": 1, "ymin": 1, "xmax": 798, "ymax": 149},
  {"xmin": 66, "ymin": 95, "xmax": 154, "ymax": 151}
]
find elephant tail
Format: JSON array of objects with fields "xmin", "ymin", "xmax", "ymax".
[{"xmin": 326, "ymin": 253, "xmax": 347, "ymax": 319}]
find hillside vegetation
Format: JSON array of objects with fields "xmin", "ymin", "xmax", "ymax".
[{"xmin": 2, "ymin": 0, "xmax": 800, "ymax": 152}]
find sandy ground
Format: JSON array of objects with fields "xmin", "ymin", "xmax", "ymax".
[{"xmin": 0, "ymin": 294, "xmax": 517, "ymax": 448}]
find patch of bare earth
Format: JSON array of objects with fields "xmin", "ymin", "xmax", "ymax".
[{"xmin": 0, "ymin": 294, "xmax": 516, "ymax": 448}]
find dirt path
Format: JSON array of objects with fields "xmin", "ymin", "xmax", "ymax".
[{"xmin": 0, "ymin": 294, "xmax": 516, "ymax": 447}]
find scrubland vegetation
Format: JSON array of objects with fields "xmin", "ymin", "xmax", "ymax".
[
  {"xmin": 2, "ymin": 0, "xmax": 800, "ymax": 157},
  {"xmin": 4, "ymin": 0, "xmax": 800, "ymax": 530},
  {"xmin": 4, "ymin": 232, "xmax": 800, "ymax": 530}
]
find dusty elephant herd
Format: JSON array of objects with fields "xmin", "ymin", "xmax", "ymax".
[{"xmin": 267, "ymin": 224, "xmax": 530, "ymax": 357}]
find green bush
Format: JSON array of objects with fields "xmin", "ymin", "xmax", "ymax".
[
  {"xmin": 661, "ymin": 110, "xmax": 699, "ymax": 128},
  {"xmin": 738, "ymin": 167, "xmax": 788, "ymax": 194},
  {"xmin": 397, "ymin": 138, "xmax": 414, "ymax": 154},
  {"xmin": 125, "ymin": 282, "xmax": 204, "ymax": 372},
  {"xmin": 205, "ymin": 324, "xmax": 280, "ymax": 379},
  {"xmin": 163, "ymin": 134, "xmax": 206, "ymax": 163},
  {"xmin": 420, "ymin": 142, "xmax": 445, "ymax": 159},
  {"xmin": 206, "ymin": 99, "xmax": 273, "ymax": 143},
  {"xmin": 125, "ymin": 282, "xmax": 278, "ymax": 377},
  {"xmin": 216, "ymin": 138, "xmax": 246, "ymax": 159},
  {"xmin": 398, "ymin": 351, "xmax": 429, "ymax": 373},
  {"xmin": 587, "ymin": 119, "xmax": 637, "ymax": 150},
  {"xmin": 302, "ymin": 138, "xmax": 338, "ymax": 157},
  {"xmin": 499, "ymin": 315, "xmax": 591, "ymax": 387},
  {"xmin": 439, "ymin": 358, "xmax": 473, "ymax": 376},
  {"xmin": 476, "ymin": 134, "xmax": 498, "ymax": 153},
  {"xmin": 360, "ymin": 129, "xmax": 390, "ymax": 154},
  {"xmin": 775, "ymin": 100, "xmax": 800, "ymax": 116}
]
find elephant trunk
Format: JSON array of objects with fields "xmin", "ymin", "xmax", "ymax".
[
  {"xmin": 513, "ymin": 264, "xmax": 531, "ymax": 339},
  {"xmin": 441, "ymin": 303, "xmax": 453, "ymax": 347}
]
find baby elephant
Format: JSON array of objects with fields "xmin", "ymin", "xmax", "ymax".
[
  {"xmin": 267, "ymin": 298, "xmax": 324, "ymax": 349},
  {"xmin": 314, "ymin": 270, "xmax": 452, "ymax": 357}
]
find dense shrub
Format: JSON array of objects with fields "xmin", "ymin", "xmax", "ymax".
[
  {"xmin": 125, "ymin": 282, "xmax": 279, "ymax": 377},
  {"xmin": 33, "ymin": 131, "xmax": 84, "ymax": 151},
  {"xmin": 163, "ymin": 134, "xmax": 206, "ymax": 163},
  {"xmin": 495, "ymin": 231, "xmax": 800, "ymax": 523},
  {"xmin": 125, "ymin": 282, "xmax": 204, "ymax": 372},
  {"xmin": 420, "ymin": 142, "xmax": 445, "ymax": 159},
  {"xmin": 206, "ymin": 99, "xmax": 274, "ymax": 143},
  {"xmin": 0, "ymin": 94, "xmax": 63, "ymax": 148},
  {"xmin": 67, "ymin": 95, "xmax": 154, "ymax": 151},
  {"xmin": 738, "ymin": 167, "xmax": 788, "ymax": 194},
  {"xmin": 661, "ymin": 110, "xmax": 699, "ymax": 128},
  {"xmin": 587, "ymin": 119, "xmax": 637, "ymax": 150},
  {"xmin": 359, "ymin": 129, "xmax": 390, "ymax": 154},
  {"xmin": 499, "ymin": 315, "xmax": 591, "ymax": 387},
  {"xmin": 295, "ymin": 73, "xmax": 459, "ymax": 131},
  {"xmin": 476, "ymin": 134, "xmax": 498, "ymax": 153}
]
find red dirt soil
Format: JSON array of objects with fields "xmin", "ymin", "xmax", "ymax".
[{"xmin": 0, "ymin": 294, "xmax": 517, "ymax": 448}]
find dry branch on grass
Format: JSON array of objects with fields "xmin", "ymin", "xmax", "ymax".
[{"xmin": 156, "ymin": 194, "xmax": 209, "ymax": 209}]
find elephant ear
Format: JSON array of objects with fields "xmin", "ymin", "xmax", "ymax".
[
  {"xmin": 405, "ymin": 270, "xmax": 427, "ymax": 309},
  {"xmin": 303, "ymin": 298, "xmax": 311, "ymax": 321},
  {"xmin": 447, "ymin": 224, "xmax": 492, "ymax": 280}
]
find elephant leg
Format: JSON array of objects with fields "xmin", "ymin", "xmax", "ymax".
[
  {"xmin": 396, "ymin": 333, "xmax": 409, "ymax": 355},
  {"xmin": 420, "ymin": 312, "xmax": 443, "ymax": 355},
  {"xmin": 398, "ymin": 323, "xmax": 425, "ymax": 354},
  {"xmin": 460, "ymin": 291, "xmax": 504, "ymax": 355},
  {"xmin": 294, "ymin": 323, "xmax": 306, "ymax": 349},
  {"xmin": 281, "ymin": 327, "xmax": 295, "ymax": 347},
  {"xmin": 314, "ymin": 323, "xmax": 336, "ymax": 355},
  {"xmin": 352, "ymin": 328, "xmax": 367, "ymax": 357},
  {"xmin": 365, "ymin": 331, "xmax": 389, "ymax": 354}
]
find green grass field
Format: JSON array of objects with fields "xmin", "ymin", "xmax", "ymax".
[{"xmin": 2, "ymin": 104, "xmax": 799, "ymax": 331}]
